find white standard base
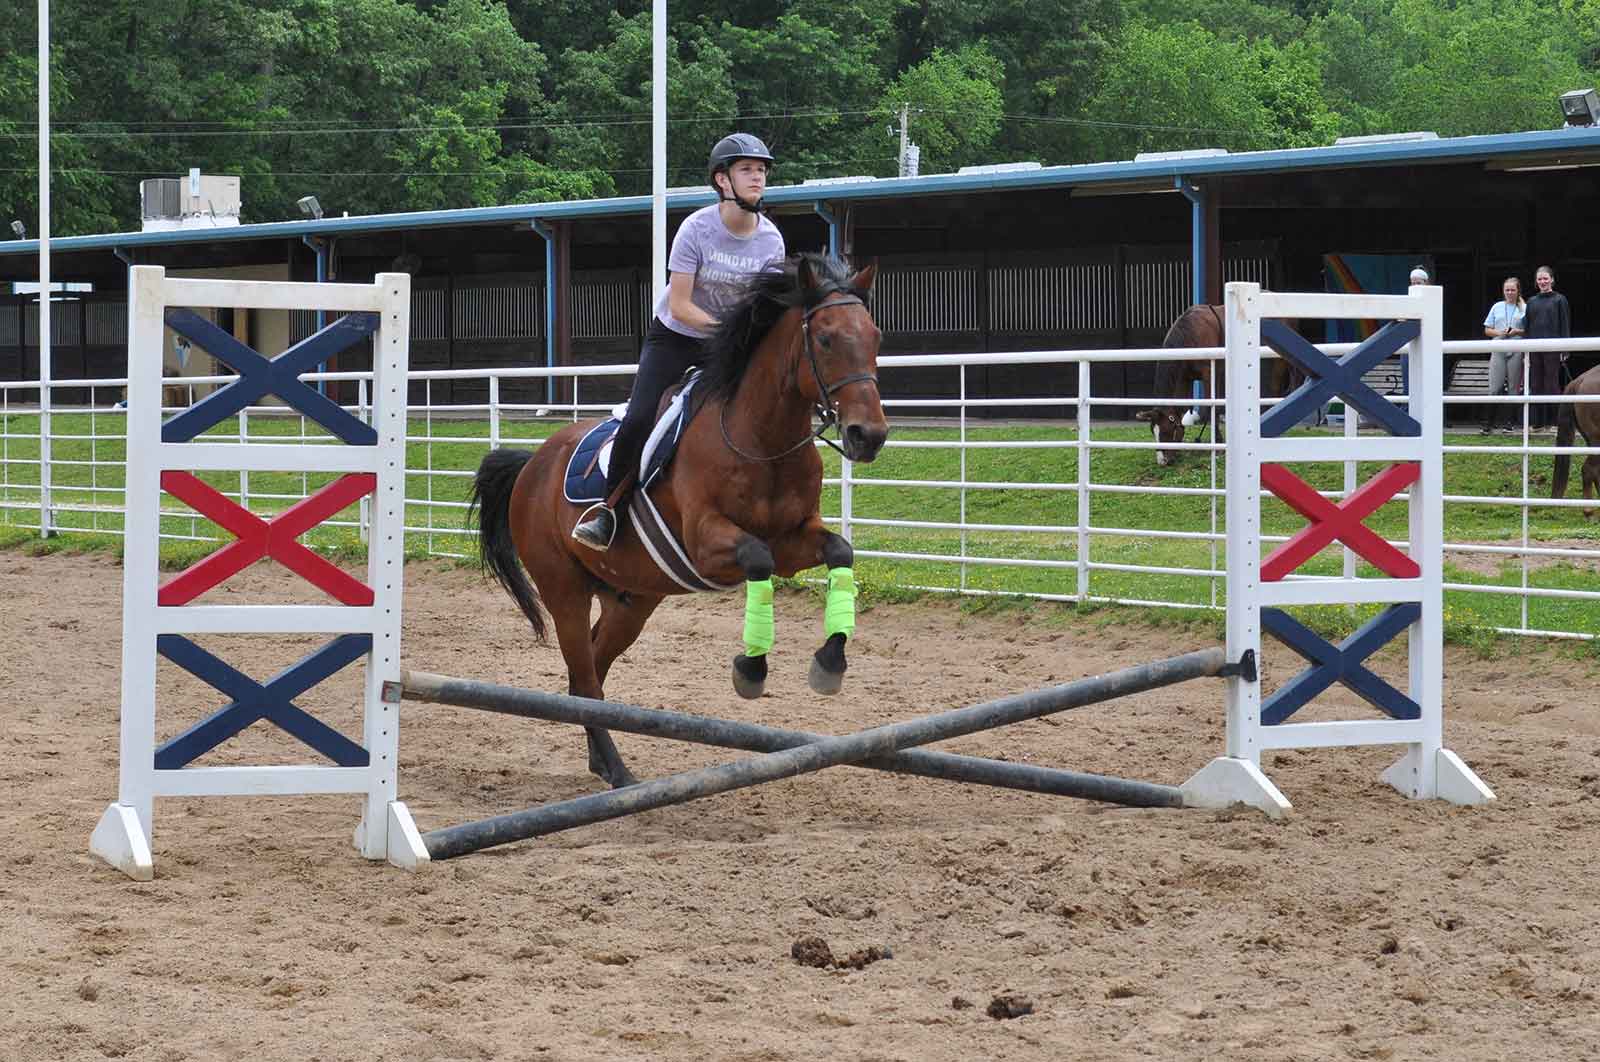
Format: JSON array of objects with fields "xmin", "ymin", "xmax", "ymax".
[
  {"xmin": 90, "ymin": 803, "xmax": 154, "ymax": 881},
  {"xmin": 354, "ymin": 801, "xmax": 431, "ymax": 871},
  {"xmin": 1382, "ymin": 746, "xmax": 1496, "ymax": 805},
  {"xmin": 1181, "ymin": 757, "xmax": 1293, "ymax": 819}
]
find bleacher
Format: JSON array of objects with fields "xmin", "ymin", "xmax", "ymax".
[{"xmin": 1348, "ymin": 354, "xmax": 1490, "ymax": 426}]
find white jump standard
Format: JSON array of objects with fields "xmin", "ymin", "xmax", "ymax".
[
  {"xmin": 1185, "ymin": 282, "xmax": 1495, "ymax": 814},
  {"xmin": 90, "ymin": 267, "xmax": 427, "ymax": 880}
]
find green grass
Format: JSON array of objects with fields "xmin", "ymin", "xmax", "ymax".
[{"xmin": 4, "ymin": 410, "xmax": 1597, "ymax": 644}]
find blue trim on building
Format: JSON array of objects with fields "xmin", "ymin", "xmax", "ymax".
[{"xmin": 4, "ymin": 126, "xmax": 1598, "ymax": 258}]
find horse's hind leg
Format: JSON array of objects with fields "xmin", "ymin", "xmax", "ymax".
[
  {"xmin": 1582, "ymin": 455, "xmax": 1600, "ymax": 519},
  {"xmin": 536, "ymin": 563, "xmax": 639, "ymax": 789},
  {"xmin": 591, "ymin": 590, "xmax": 665, "ymax": 688}
]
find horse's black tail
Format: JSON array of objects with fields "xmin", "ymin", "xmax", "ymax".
[
  {"xmin": 468, "ymin": 449, "xmax": 546, "ymax": 641},
  {"xmin": 1553, "ymin": 398, "xmax": 1576, "ymax": 500}
]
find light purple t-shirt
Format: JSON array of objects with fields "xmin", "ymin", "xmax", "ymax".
[{"xmin": 653, "ymin": 205, "xmax": 786, "ymax": 339}]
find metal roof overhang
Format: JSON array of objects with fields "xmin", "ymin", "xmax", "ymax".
[{"xmin": 3, "ymin": 125, "xmax": 1599, "ymax": 260}]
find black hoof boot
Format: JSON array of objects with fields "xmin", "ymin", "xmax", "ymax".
[
  {"xmin": 807, "ymin": 633, "xmax": 847, "ymax": 695},
  {"xmin": 732, "ymin": 653, "xmax": 768, "ymax": 700},
  {"xmin": 585, "ymin": 726, "xmax": 637, "ymax": 788}
]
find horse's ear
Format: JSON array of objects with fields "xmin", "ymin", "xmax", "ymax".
[
  {"xmin": 848, "ymin": 261, "xmax": 878, "ymax": 293},
  {"xmin": 1134, "ymin": 410, "xmax": 1156, "ymax": 422},
  {"xmin": 798, "ymin": 256, "xmax": 819, "ymax": 293}
]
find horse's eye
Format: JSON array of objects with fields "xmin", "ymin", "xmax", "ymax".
[{"xmin": 818, "ymin": 334, "xmax": 832, "ymax": 351}]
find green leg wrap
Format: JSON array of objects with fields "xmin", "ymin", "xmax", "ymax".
[
  {"xmin": 824, "ymin": 566, "xmax": 856, "ymax": 640},
  {"xmin": 743, "ymin": 578, "xmax": 775, "ymax": 657}
]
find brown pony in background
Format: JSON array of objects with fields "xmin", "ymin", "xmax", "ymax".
[
  {"xmin": 1553, "ymin": 363, "xmax": 1600, "ymax": 517},
  {"xmin": 1136, "ymin": 303, "xmax": 1304, "ymax": 466}
]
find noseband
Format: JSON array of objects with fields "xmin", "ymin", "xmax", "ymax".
[{"xmin": 720, "ymin": 290, "xmax": 880, "ymax": 462}]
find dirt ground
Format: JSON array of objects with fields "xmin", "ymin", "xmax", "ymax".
[{"xmin": 4, "ymin": 549, "xmax": 1599, "ymax": 1062}]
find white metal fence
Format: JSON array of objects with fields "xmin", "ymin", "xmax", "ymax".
[{"xmin": 3, "ymin": 336, "xmax": 1598, "ymax": 640}]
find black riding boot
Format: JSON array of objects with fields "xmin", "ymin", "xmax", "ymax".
[{"xmin": 572, "ymin": 502, "xmax": 618, "ymax": 551}]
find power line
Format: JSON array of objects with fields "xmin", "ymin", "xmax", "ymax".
[
  {"xmin": 0, "ymin": 108, "xmax": 887, "ymax": 140},
  {"xmin": 998, "ymin": 112, "xmax": 1254, "ymax": 137},
  {"xmin": 0, "ymin": 157, "xmax": 902, "ymax": 180},
  {"xmin": 3, "ymin": 107, "xmax": 1258, "ymax": 141}
]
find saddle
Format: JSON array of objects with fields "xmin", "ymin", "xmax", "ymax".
[
  {"xmin": 562, "ymin": 371, "xmax": 736, "ymax": 593},
  {"xmin": 563, "ymin": 372, "xmax": 706, "ymax": 504}
]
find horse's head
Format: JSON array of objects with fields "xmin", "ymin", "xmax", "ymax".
[
  {"xmin": 797, "ymin": 258, "xmax": 887, "ymax": 463},
  {"xmin": 1135, "ymin": 407, "xmax": 1186, "ymax": 466}
]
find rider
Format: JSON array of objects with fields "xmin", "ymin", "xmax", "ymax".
[{"xmin": 572, "ymin": 133, "xmax": 787, "ymax": 551}]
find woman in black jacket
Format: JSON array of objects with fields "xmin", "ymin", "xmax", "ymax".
[{"xmin": 1523, "ymin": 265, "xmax": 1572, "ymax": 429}]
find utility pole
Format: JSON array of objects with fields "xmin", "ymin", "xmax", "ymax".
[
  {"xmin": 651, "ymin": 0, "xmax": 666, "ymax": 300},
  {"xmin": 897, "ymin": 102, "xmax": 909, "ymax": 177}
]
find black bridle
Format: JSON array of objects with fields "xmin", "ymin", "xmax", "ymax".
[{"xmin": 720, "ymin": 290, "xmax": 879, "ymax": 462}]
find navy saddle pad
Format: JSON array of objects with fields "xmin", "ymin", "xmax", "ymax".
[{"xmin": 562, "ymin": 371, "xmax": 702, "ymax": 503}]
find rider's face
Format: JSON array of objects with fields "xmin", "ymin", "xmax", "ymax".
[{"xmin": 721, "ymin": 159, "xmax": 768, "ymax": 200}]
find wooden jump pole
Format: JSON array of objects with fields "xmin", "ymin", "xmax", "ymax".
[{"xmin": 405, "ymin": 647, "xmax": 1230, "ymax": 860}]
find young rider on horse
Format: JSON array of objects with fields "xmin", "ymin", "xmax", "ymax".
[{"xmin": 572, "ymin": 133, "xmax": 788, "ymax": 550}]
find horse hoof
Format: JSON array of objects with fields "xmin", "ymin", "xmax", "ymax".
[
  {"xmin": 807, "ymin": 657, "xmax": 844, "ymax": 695},
  {"xmin": 808, "ymin": 634, "xmax": 847, "ymax": 696},
  {"xmin": 732, "ymin": 653, "xmax": 767, "ymax": 700},
  {"xmin": 586, "ymin": 729, "xmax": 637, "ymax": 789}
]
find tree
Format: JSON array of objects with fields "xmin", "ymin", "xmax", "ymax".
[
  {"xmin": 1080, "ymin": 22, "xmax": 1338, "ymax": 160},
  {"xmin": 1383, "ymin": 0, "xmax": 1593, "ymax": 136},
  {"xmin": 1313, "ymin": 0, "xmax": 1402, "ymax": 136},
  {"xmin": 881, "ymin": 46, "xmax": 1004, "ymax": 173},
  {"xmin": 714, "ymin": 9, "xmax": 892, "ymax": 182},
  {"xmin": 547, "ymin": 12, "xmax": 737, "ymax": 194},
  {"xmin": 893, "ymin": 0, "xmax": 1127, "ymax": 165}
]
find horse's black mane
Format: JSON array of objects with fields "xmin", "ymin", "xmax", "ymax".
[{"xmin": 699, "ymin": 254, "xmax": 859, "ymax": 402}]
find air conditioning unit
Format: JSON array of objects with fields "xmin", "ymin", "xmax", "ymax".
[{"xmin": 140, "ymin": 169, "xmax": 242, "ymax": 231}]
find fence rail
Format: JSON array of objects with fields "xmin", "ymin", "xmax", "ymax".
[{"xmin": 3, "ymin": 336, "xmax": 1599, "ymax": 641}]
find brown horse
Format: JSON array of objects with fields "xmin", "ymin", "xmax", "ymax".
[
  {"xmin": 468, "ymin": 256, "xmax": 887, "ymax": 787},
  {"xmin": 1136, "ymin": 303, "xmax": 1304, "ymax": 466},
  {"xmin": 1136, "ymin": 304, "xmax": 1225, "ymax": 467},
  {"xmin": 1553, "ymin": 363, "xmax": 1600, "ymax": 517}
]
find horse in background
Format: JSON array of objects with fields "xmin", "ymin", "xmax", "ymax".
[
  {"xmin": 1136, "ymin": 303, "xmax": 1305, "ymax": 466},
  {"xmin": 1553, "ymin": 363, "xmax": 1600, "ymax": 517}
]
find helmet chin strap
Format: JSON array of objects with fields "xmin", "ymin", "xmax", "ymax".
[
  {"xmin": 716, "ymin": 171, "xmax": 766, "ymax": 214},
  {"xmin": 719, "ymin": 189, "xmax": 765, "ymax": 214}
]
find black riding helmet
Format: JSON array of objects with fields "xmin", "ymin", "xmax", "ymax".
[{"xmin": 707, "ymin": 133, "xmax": 775, "ymax": 213}]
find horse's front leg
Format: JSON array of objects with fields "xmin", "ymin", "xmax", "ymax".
[
  {"xmin": 685, "ymin": 514, "xmax": 778, "ymax": 700},
  {"xmin": 771, "ymin": 520, "xmax": 856, "ymax": 696}
]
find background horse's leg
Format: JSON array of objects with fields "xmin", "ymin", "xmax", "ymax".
[{"xmin": 1583, "ymin": 455, "xmax": 1600, "ymax": 519}]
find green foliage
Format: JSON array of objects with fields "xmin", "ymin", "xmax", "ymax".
[
  {"xmin": 4, "ymin": 0, "xmax": 1599, "ymax": 232},
  {"xmin": 1081, "ymin": 21, "xmax": 1339, "ymax": 157},
  {"xmin": 881, "ymin": 46, "xmax": 1004, "ymax": 170}
]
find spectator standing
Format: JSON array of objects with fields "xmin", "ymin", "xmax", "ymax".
[{"xmin": 1522, "ymin": 265, "xmax": 1571, "ymax": 430}]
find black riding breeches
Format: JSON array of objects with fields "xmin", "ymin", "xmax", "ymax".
[{"xmin": 605, "ymin": 318, "xmax": 707, "ymax": 497}]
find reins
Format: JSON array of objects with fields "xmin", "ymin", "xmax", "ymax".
[{"xmin": 719, "ymin": 291, "xmax": 879, "ymax": 462}]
